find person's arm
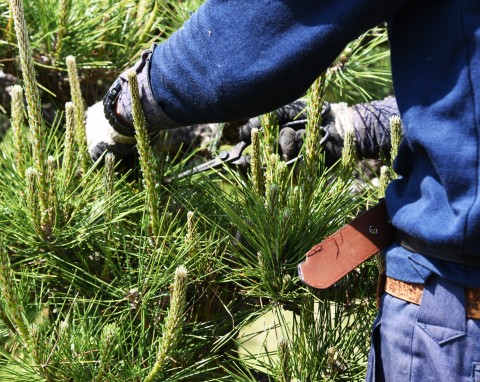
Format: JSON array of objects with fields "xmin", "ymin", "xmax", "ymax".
[
  {"xmin": 88, "ymin": 0, "xmax": 410, "ymax": 161},
  {"xmin": 149, "ymin": 0, "xmax": 410, "ymax": 125}
]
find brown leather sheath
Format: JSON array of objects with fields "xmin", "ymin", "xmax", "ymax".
[{"xmin": 298, "ymin": 200, "xmax": 396, "ymax": 289}]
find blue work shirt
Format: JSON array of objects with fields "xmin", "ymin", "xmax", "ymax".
[{"xmin": 149, "ymin": 0, "xmax": 480, "ymax": 287}]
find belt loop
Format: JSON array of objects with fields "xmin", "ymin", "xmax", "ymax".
[
  {"xmin": 376, "ymin": 272, "xmax": 386, "ymax": 310},
  {"xmin": 416, "ymin": 275, "xmax": 466, "ymax": 345}
]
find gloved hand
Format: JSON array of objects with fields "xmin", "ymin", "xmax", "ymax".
[
  {"xmin": 238, "ymin": 99, "xmax": 312, "ymax": 162},
  {"xmin": 86, "ymin": 101, "xmax": 137, "ymax": 162},
  {"xmin": 323, "ymin": 96, "xmax": 399, "ymax": 165},
  {"xmin": 238, "ymin": 96, "xmax": 399, "ymax": 166},
  {"xmin": 86, "ymin": 44, "xmax": 181, "ymax": 162}
]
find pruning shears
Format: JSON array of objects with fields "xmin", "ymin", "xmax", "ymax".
[
  {"xmin": 164, "ymin": 140, "xmax": 249, "ymax": 183},
  {"xmin": 161, "ymin": 99, "xmax": 333, "ymax": 183},
  {"xmin": 164, "ymin": 108, "xmax": 322, "ymax": 183},
  {"xmin": 165, "ymin": 138, "xmax": 303, "ymax": 184}
]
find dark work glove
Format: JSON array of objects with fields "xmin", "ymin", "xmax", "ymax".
[
  {"xmin": 86, "ymin": 45, "xmax": 181, "ymax": 162},
  {"xmin": 239, "ymin": 96, "xmax": 399, "ymax": 166},
  {"xmin": 238, "ymin": 100, "xmax": 324, "ymax": 161},
  {"xmin": 323, "ymin": 96, "xmax": 399, "ymax": 166}
]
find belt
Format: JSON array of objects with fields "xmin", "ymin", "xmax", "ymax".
[
  {"xmin": 396, "ymin": 230, "xmax": 480, "ymax": 267},
  {"xmin": 384, "ymin": 277, "xmax": 480, "ymax": 319},
  {"xmin": 298, "ymin": 199, "xmax": 480, "ymax": 290}
]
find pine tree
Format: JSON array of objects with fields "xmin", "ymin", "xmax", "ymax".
[{"xmin": 0, "ymin": 1, "xmax": 393, "ymax": 380}]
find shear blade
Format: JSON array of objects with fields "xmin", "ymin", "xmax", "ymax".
[{"xmin": 169, "ymin": 140, "xmax": 248, "ymax": 181}]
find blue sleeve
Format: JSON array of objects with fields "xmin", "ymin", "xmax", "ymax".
[{"xmin": 150, "ymin": 0, "xmax": 411, "ymax": 125}]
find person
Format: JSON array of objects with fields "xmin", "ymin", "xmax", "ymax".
[{"xmin": 86, "ymin": 1, "xmax": 480, "ymax": 380}]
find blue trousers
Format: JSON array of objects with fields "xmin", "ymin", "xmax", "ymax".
[{"xmin": 366, "ymin": 275, "xmax": 480, "ymax": 382}]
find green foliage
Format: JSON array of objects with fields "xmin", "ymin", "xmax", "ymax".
[
  {"xmin": 1, "ymin": 0, "xmax": 202, "ymax": 67},
  {"xmin": 0, "ymin": 0, "xmax": 204, "ymax": 107},
  {"xmin": 324, "ymin": 27, "xmax": 393, "ymax": 104},
  {"xmin": 0, "ymin": 0, "xmax": 395, "ymax": 380}
]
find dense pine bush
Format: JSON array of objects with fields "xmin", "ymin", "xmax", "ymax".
[{"xmin": 0, "ymin": 1, "xmax": 397, "ymax": 380}]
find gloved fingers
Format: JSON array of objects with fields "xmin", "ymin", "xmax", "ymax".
[
  {"xmin": 274, "ymin": 98, "xmax": 330, "ymax": 128},
  {"xmin": 276, "ymin": 99, "xmax": 307, "ymax": 125},
  {"xmin": 237, "ymin": 97, "xmax": 334, "ymax": 148},
  {"xmin": 279, "ymin": 127, "xmax": 298, "ymax": 161},
  {"xmin": 238, "ymin": 99, "xmax": 309, "ymax": 144},
  {"xmin": 239, "ymin": 121, "xmax": 305, "ymax": 162},
  {"xmin": 238, "ymin": 116, "xmax": 260, "ymax": 145},
  {"xmin": 86, "ymin": 101, "xmax": 136, "ymax": 162}
]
